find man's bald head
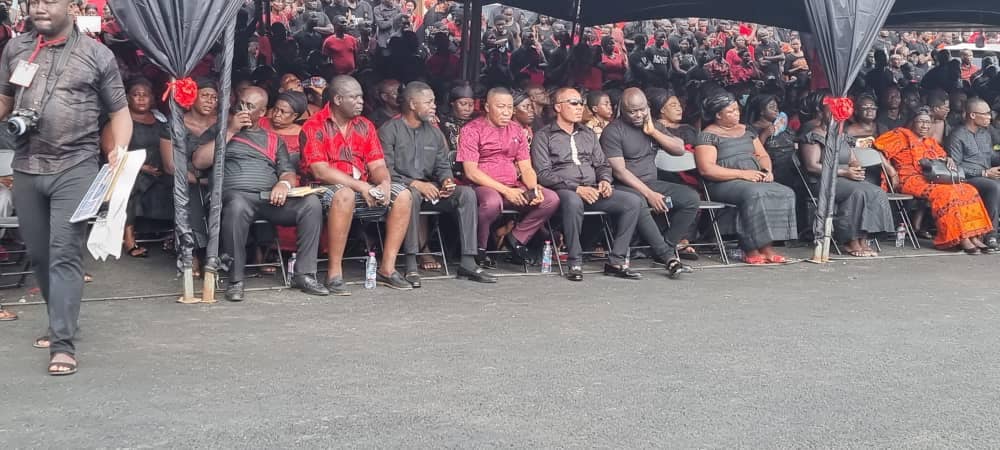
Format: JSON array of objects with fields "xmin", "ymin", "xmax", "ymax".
[
  {"xmin": 966, "ymin": 97, "xmax": 992, "ymax": 126},
  {"xmin": 621, "ymin": 88, "xmax": 650, "ymax": 128},
  {"xmin": 328, "ymin": 75, "xmax": 365, "ymax": 119},
  {"xmin": 236, "ymin": 86, "xmax": 269, "ymax": 128}
]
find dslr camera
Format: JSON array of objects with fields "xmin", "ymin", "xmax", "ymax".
[{"xmin": 7, "ymin": 109, "xmax": 39, "ymax": 137}]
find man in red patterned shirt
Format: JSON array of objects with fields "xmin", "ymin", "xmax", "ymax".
[{"xmin": 300, "ymin": 75, "xmax": 414, "ymax": 294}]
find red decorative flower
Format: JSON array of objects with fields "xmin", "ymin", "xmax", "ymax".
[
  {"xmin": 163, "ymin": 77, "xmax": 199, "ymax": 109},
  {"xmin": 823, "ymin": 97, "xmax": 854, "ymax": 123}
]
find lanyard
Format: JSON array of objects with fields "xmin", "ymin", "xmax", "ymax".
[{"xmin": 27, "ymin": 35, "xmax": 67, "ymax": 64}]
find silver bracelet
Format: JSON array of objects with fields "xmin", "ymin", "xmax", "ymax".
[{"xmin": 278, "ymin": 180, "xmax": 293, "ymax": 190}]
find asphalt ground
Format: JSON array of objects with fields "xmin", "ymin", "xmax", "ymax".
[{"xmin": 2, "ymin": 244, "xmax": 1000, "ymax": 447}]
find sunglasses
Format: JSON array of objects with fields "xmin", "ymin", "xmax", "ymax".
[{"xmin": 559, "ymin": 99, "xmax": 585, "ymax": 106}]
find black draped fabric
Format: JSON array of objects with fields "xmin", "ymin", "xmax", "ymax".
[
  {"xmin": 108, "ymin": 0, "xmax": 244, "ymax": 273},
  {"xmin": 803, "ymin": 0, "xmax": 895, "ymax": 253}
]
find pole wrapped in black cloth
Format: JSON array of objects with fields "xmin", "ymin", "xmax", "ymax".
[
  {"xmin": 802, "ymin": 0, "xmax": 895, "ymax": 260},
  {"xmin": 204, "ymin": 18, "xmax": 237, "ymax": 276},
  {"xmin": 107, "ymin": 0, "xmax": 244, "ymax": 284}
]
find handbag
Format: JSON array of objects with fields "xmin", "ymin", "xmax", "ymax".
[{"xmin": 919, "ymin": 158, "xmax": 966, "ymax": 184}]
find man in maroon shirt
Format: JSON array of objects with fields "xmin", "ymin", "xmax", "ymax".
[
  {"xmin": 300, "ymin": 75, "xmax": 414, "ymax": 293},
  {"xmin": 458, "ymin": 88, "xmax": 560, "ymax": 265},
  {"xmin": 322, "ymin": 16, "xmax": 358, "ymax": 75}
]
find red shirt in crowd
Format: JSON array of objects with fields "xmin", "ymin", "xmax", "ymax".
[
  {"xmin": 456, "ymin": 116, "xmax": 531, "ymax": 187},
  {"xmin": 300, "ymin": 106, "xmax": 384, "ymax": 182},
  {"xmin": 322, "ymin": 34, "xmax": 358, "ymax": 75},
  {"xmin": 574, "ymin": 66, "xmax": 604, "ymax": 91},
  {"xmin": 960, "ymin": 63, "xmax": 979, "ymax": 81},
  {"xmin": 601, "ymin": 48, "xmax": 627, "ymax": 82},
  {"xmin": 427, "ymin": 52, "xmax": 460, "ymax": 80}
]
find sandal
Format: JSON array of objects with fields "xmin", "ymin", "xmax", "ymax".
[
  {"xmin": 33, "ymin": 335, "xmax": 50, "ymax": 349},
  {"xmin": 126, "ymin": 244, "xmax": 148, "ymax": 258},
  {"xmin": 0, "ymin": 308, "xmax": 16, "ymax": 321},
  {"xmin": 767, "ymin": 254, "xmax": 788, "ymax": 264},
  {"xmin": 48, "ymin": 352, "xmax": 77, "ymax": 376},
  {"xmin": 743, "ymin": 254, "xmax": 767, "ymax": 265},
  {"xmin": 847, "ymin": 250, "xmax": 870, "ymax": 258},
  {"xmin": 678, "ymin": 245, "xmax": 699, "ymax": 261},
  {"xmin": 260, "ymin": 266, "xmax": 277, "ymax": 274},
  {"xmin": 419, "ymin": 257, "xmax": 442, "ymax": 272}
]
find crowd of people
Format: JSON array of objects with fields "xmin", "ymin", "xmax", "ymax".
[{"xmin": 6, "ymin": 0, "xmax": 1000, "ymax": 375}]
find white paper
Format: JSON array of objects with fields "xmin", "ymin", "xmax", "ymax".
[
  {"xmin": 76, "ymin": 16, "xmax": 102, "ymax": 33},
  {"xmin": 87, "ymin": 150, "xmax": 145, "ymax": 261}
]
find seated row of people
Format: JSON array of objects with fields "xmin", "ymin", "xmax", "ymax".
[{"xmin": 154, "ymin": 76, "xmax": 1000, "ymax": 302}]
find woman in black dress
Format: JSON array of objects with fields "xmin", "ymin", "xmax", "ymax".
[
  {"xmin": 797, "ymin": 92, "xmax": 894, "ymax": 257},
  {"xmin": 694, "ymin": 92, "xmax": 797, "ymax": 264},
  {"xmin": 102, "ymin": 78, "xmax": 171, "ymax": 257}
]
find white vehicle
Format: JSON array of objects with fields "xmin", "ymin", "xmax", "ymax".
[{"xmin": 944, "ymin": 43, "xmax": 1000, "ymax": 66}]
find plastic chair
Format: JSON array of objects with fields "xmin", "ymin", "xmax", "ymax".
[
  {"xmin": 853, "ymin": 147, "xmax": 920, "ymax": 249},
  {"xmin": 654, "ymin": 151, "xmax": 735, "ymax": 264}
]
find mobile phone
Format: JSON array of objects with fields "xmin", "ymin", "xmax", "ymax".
[{"xmin": 523, "ymin": 189, "xmax": 537, "ymax": 203}]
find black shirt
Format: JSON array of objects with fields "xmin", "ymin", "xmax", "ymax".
[
  {"xmin": 379, "ymin": 117, "xmax": 453, "ymax": 185},
  {"xmin": 646, "ymin": 46, "xmax": 672, "ymax": 79},
  {"xmin": 531, "ymin": 121, "xmax": 612, "ymax": 190},
  {"xmin": 756, "ymin": 41, "xmax": 783, "ymax": 78},
  {"xmin": 199, "ymin": 127, "xmax": 294, "ymax": 194},
  {"xmin": 599, "ymin": 119, "xmax": 659, "ymax": 184},
  {"xmin": 0, "ymin": 29, "xmax": 127, "ymax": 174}
]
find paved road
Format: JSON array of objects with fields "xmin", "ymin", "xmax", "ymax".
[{"xmin": 2, "ymin": 254, "xmax": 999, "ymax": 448}]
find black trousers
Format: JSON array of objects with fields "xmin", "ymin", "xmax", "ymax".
[
  {"xmin": 967, "ymin": 176, "xmax": 1000, "ymax": 236},
  {"xmin": 14, "ymin": 160, "xmax": 99, "ymax": 356},
  {"xmin": 617, "ymin": 180, "xmax": 700, "ymax": 256},
  {"xmin": 221, "ymin": 191, "xmax": 322, "ymax": 283},
  {"xmin": 556, "ymin": 189, "xmax": 641, "ymax": 266},
  {"xmin": 404, "ymin": 184, "xmax": 478, "ymax": 257}
]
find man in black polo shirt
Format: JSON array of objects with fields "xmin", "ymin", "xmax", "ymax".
[
  {"xmin": 193, "ymin": 87, "xmax": 328, "ymax": 302},
  {"xmin": 601, "ymin": 88, "xmax": 700, "ymax": 278},
  {"xmin": 532, "ymin": 88, "xmax": 642, "ymax": 282},
  {"xmin": 381, "ymin": 82, "xmax": 497, "ymax": 285},
  {"xmin": 0, "ymin": 0, "xmax": 132, "ymax": 375}
]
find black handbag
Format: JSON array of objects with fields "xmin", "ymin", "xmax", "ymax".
[{"xmin": 919, "ymin": 158, "xmax": 966, "ymax": 184}]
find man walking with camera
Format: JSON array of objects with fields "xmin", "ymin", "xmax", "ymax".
[{"xmin": 0, "ymin": 0, "xmax": 132, "ymax": 375}]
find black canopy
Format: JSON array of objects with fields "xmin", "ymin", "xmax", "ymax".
[{"xmin": 499, "ymin": 0, "xmax": 1000, "ymax": 30}]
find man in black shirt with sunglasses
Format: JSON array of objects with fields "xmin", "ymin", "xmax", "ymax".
[{"xmin": 532, "ymin": 88, "xmax": 642, "ymax": 282}]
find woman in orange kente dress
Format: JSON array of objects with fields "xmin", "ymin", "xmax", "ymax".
[{"xmin": 874, "ymin": 107, "xmax": 995, "ymax": 253}]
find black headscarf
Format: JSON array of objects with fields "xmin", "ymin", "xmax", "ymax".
[{"xmin": 276, "ymin": 91, "xmax": 308, "ymax": 116}]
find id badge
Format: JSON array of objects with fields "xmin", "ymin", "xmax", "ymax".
[{"xmin": 10, "ymin": 60, "xmax": 39, "ymax": 88}]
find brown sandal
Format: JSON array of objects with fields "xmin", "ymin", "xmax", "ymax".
[
  {"xmin": 0, "ymin": 308, "xmax": 16, "ymax": 321},
  {"xmin": 48, "ymin": 352, "xmax": 77, "ymax": 376}
]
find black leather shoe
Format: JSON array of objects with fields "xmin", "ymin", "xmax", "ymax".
[
  {"xmin": 377, "ymin": 271, "xmax": 414, "ymax": 290},
  {"xmin": 325, "ymin": 277, "xmax": 351, "ymax": 296},
  {"xmin": 567, "ymin": 266, "xmax": 584, "ymax": 282},
  {"xmin": 404, "ymin": 271, "xmax": 422, "ymax": 288},
  {"xmin": 292, "ymin": 274, "xmax": 329, "ymax": 296},
  {"xmin": 505, "ymin": 233, "xmax": 531, "ymax": 261},
  {"xmin": 457, "ymin": 265, "xmax": 498, "ymax": 283},
  {"xmin": 476, "ymin": 249, "xmax": 497, "ymax": 269},
  {"xmin": 603, "ymin": 264, "xmax": 642, "ymax": 280},
  {"xmin": 225, "ymin": 281, "xmax": 245, "ymax": 302}
]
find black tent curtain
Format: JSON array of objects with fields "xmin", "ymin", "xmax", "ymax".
[
  {"xmin": 802, "ymin": 0, "xmax": 895, "ymax": 260},
  {"xmin": 107, "ymin": 0, "xmax": 244, "ymax": 284}
]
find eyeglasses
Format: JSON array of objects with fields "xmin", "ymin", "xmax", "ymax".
[
  {"xmin": 558, "ymin": 99, "xmax": 585, "ymax": 106},
  {"xmin": 970, "ymin": 111, "xmax": 992, "ymax": 117}
]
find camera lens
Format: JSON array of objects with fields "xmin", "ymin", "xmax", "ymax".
[{"xmin": 6, "ymin": 117, "xmax": 26, "ymax": 137}]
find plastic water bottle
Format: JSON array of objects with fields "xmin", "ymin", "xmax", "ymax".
[
  {"xmin": 287, "ymin": 252, "xmax": 297, "ymax": 278},
  {"xmin": 541, "ymin": 241, "xmax": 553, "ymax": 274},
  {"xmin": 624, "ymin": 251, "xmax": 630, "ymax": 269},
  {"xmin": 895, "ymin": 223, "xmax": 906, "ymax": 248},
  {"xmin": 364, "ymin": 252, "xmax": 377, "ymax": 289}
]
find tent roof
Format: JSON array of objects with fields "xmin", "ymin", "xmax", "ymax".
[{"xmin": 500, "ymin": 0, "xmax": 1000, "ymax": 31}]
